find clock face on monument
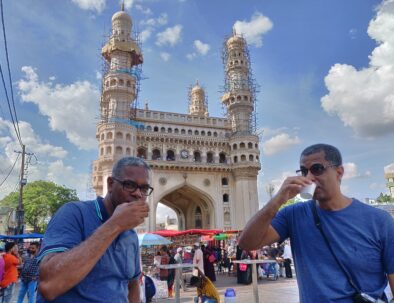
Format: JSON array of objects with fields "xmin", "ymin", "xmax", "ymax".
[{"xmin": 180, "ymin": 150, "xmax": 189, "ymax": 159}]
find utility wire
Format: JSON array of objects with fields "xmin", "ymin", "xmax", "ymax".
[
  {"xmin": 0, "ymin": 153, "xmax": 20, "ymax": 187},
  {"xmin": 0, "ymin": 0, "xmax": 23, "ymax": 147}
]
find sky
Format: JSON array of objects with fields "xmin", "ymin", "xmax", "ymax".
[{"xmin": 1, "ymin": 0, "xmax": 394, "ymax": 222}]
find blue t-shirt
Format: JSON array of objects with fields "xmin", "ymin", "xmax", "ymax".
[
  {"xmin": 36, "ymin": 197, "xmax": 141, "ymax": 303},
  {"xmin": 271, "ymin": 199, "xmax": 394, "ymax": 303}
]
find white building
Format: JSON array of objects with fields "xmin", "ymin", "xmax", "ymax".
[{"xmin": 92, "ymin": 7, "xmax": 261, "ymax": 232}]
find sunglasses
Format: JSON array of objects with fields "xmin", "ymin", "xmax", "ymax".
[
  {"xmin": 296, "ymin": 163, "xmax": 338, "ymax": 177},
  {"xmin": 112, "ymin": 177, "xmax": 154, "ymax": 196}
]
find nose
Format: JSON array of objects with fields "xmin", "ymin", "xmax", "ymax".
[{"xmin": 131, "ymin": 187, "xmax": 143, "ymax": 198}]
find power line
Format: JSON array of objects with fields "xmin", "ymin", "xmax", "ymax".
[
  {"xmin": 0, "ymin": 153, "xmax": 20, "ymax": 187},
  {"xmin": 0, "ymin": 0, "xmax": 23, "ymax": 147}
]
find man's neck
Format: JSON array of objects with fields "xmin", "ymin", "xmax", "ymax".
[
  {"xmin": 103, "ymin": 194, "xmax": 115, "ymax": 217},
  {"xmin": 317, "ymin": 195, "xmax": 352, "ymax": 211}
]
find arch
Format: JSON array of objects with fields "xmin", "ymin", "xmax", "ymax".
[
  {"xmin": 126, "ymin": 133, "xmax": 131, "ymax": 141},
  {"xmin": 222, "ymin": 177, "xmax": 228, "ymax": 186},
  {"xmin": 152, "ymin": 149, "xmax": 161, "ymax": 160},
  {"xmin": 195, "ymin": 206, "xmax": 202, "ymax": 229},
  {"xmin": 224, "ymin": 211, "xmax": 231, "ymax": 224},
  {"xmin": 255, "ymin": 143, "xmax": 258, "ymax": 149},
  {"xmin": 248, "ymin": 142, "xmax": 253, "ymax": 149},
  {"xmin": 240, "ymin": 142, "xmax": 245, "ymax": 148},
  {"xmin": 207, "ymin": 131, "xmax": 212, "ymax": 136},
  {"xmin": 154, "ymin": 126, "xmax": 159, "ymax": 132},
  {"xmin": 188, "ymin": 130, "xmax": 192, "ymax": 135},
  {"xmin": 232, "ymin": 143, "xmax": 237, "ymax": 150},
  {"xmin": 234, "ymin": 156, "xmax": 238, "ymax": 163},
  {"xmin": 116, "ymin": 132, "xmax": 123, "ymax": 139},
  {"xmin": 137, "ymin": 147, "xmax": 147, "ymax": 159},
  {"xmin": 100, "ymin": 134, "xmax": 104, "ymax": 140},
  {"xmin": 126, "ymin": 147, "xmax": 131, "ymax": 155},
  {"xmin": 193, "ymin": 151, "xmax": 201, "ymax": 162},
  {"xmin": 156, "ymin": 183, "xmax": 216, "ymax": 230},
  {"xmin": 223, "ymin": 194, "xmax": 229, "ymax": 203},
  {"xmin": 106, "ymin": 132, "xmax": 113, "ymax": 140},
  {"xmin": 166, "ymin": 150, "xmax": 175, "ymax": 161},
  {"xmin": 106, "ymin": 146, "xmax": 112, "ymax": 155},
  {"xmin": 241, "ymin": 154, "xmax": 246, "ymax": 161},
  {"xmin": 174, "ymin": 128, "xmax": 179, "ymax": 134},
  {"xmin": 126, "ymin": 80, "xmax": 131, "ymax": 87},
  {"xmin": 249, "ymin": 154, "xmax": 254, "ymax": 161},
  {"xmin": 201, "ymin": 131, "xmax": 205, "ymax": 136},
  {"xmin": 100, "ymin": 147, "xmax": 104, "ymax": 156},
  {"xmin": 119, "ymin": 79, "xmax": 124, "ymax": 86},
  {"xmin": 160, "ymin": 127, "xmax": 166, "ymax": 133},
  {"xmin": 213, "ymin": 132, "xmax": 218, "ymax": 137},
  {"xmin": 194, "ymin": 130, "xmax": 199, "ymax": 136},
  {"xmin": 219, "ymin": 152, "xmax": 226, "ymax": 164},
  {"xmin": 181, "ymin": 129, "xmax": 186, "ymax": 135},
  {"xmin": 146, "ymin": 126, "xmax": 152, "ymax": 132},
  {"xmin": 206, "ymin": 152, "xmax": 214, "ymax": 163},
  {"xmin": 168, "ymin": 128, "xmax": 172, "ymax": 133},
  {"xmin": 115, "ymin": 146, "xmax": 122, "ymax": 154}
]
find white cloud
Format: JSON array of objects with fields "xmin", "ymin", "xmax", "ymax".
[
  {"xmin": 349, "ymin": 28, "xmax": 358, "ymax": 39},
  {"xmin": 343, "ymin": 162, "xmax": 371, "ymax": 180},
  {"xmin": 384, "ymin": 163, "xmax": 394, "ymax": 173},
  {"xmin": 123, "ymin": 0, "xmax": 134, "ymax": 10},
  {"xmin": 233, "ymin": 12, "xmax": 273, "ymax": 48},
  {"xmin": 160, "ymin": 52, "xmax": 171, "ymax": 62},
  {"xmin": 321, "ymin": 0, "xmax": 394, "ymax": 138},
  {"xmin": 262, "ymin": 133, "xmax": 301, "ymax": 156},
  {"xmin": 71, "ymin": 0, "xmax": 105, "ymax": 13},
  {"xmin": 140, "ymin": 13, "xmax": 168, "ymax": 27},
  {"xmin": 0, "ymin": 118, "xmax": 77, "ymax": 199},
  {"xmin": 135, "ymin": 4, "xmax": 152, "ymax": 15},
  {"xmin": 186, "ymin": 53, "xmax": 196, "ymax": 60},
  {"xmin": 156, "ymin": 25, "xmax": 182, "ymax": 47},
  {"xmin": 140, "ymin": 29, "xmax": 152, "ymax": 43},
  {"xmin": 194, "ymin": 40, "xmax": 210, "ymax": 55},
  {"xmin": 17, "ymin": 66, "xmax": 99, "ymax": 150}
]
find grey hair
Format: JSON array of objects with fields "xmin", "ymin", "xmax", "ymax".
[
  {"xmin": 300, "ymin": 143, "xmax": 342, "ymax": 166},
  {"xmin": 112, "ymin": 157, "xmax": 151, "ymax": 178}
]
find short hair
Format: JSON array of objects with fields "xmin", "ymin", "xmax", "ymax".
[
  {"xmin": 112, "ymin": 157, "xmax": 150, "ymax": 178},
  {"xmin": 5, "ymin": 242, "xmax": 16, "ymax": 253},
  {"xmin": 300, "ymin": 144, "xmax": 342, "ymax": 166},
  {"xmin": 30, "ymin": 242, "xmax": 40, "ymax": 248},
  {"xmin": 190, "ymin": 276, "xmax": 201, "ymax": 286}
]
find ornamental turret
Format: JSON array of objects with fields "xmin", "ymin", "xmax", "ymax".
[{"xmin": 188, "ymin": 81, "xmax": 208, "ymax": 117}]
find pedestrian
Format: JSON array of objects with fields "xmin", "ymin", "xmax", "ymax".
[
  {"xmin": 192, "ymin": 243, "xmax": 204, "ymax": 276},
  {"xmin": 203, "ymin": 246, "xmax": 216, "ymax": 282},
  {"xmin": 0, "ymin": 242, "xmax": 21, "ymax": 303},
  {"xmin": 239, "ymin": 143, "xmax": 394, "ymax": 302},
  {"xmin": 17, "ymin": 242, "xmax": 40, "ymax": 303},
  {"xmin": 282, "ymin": 240, "xmax": 292, "ymax": 278},
  {"xmin": 190, "ymin": 268, "xmax": 220, "ymax": 303},
  {"xmin": 36, "ymin": 157, "xmax": 152, "ymax": 302},
  {"xmin": 174, "ymin": 247, "xmax": 186, "ymax": 291}
]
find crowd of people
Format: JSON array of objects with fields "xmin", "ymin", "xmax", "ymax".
[{"xmin": 0, "ymin": 241, "xmax": 40, "ymax": 303}]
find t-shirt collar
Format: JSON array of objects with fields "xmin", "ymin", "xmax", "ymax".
[{"xmin": 94, "ymin": 196, "xmax": 109, "ymax": 222}]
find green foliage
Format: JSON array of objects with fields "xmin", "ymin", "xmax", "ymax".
[
  {"xmin": 0, "ymin": 181, "xmax": 78, "ymax": 233},
  {"xmin": 376, "ymin": 193, "xmax": 394, "ymax": 203}
]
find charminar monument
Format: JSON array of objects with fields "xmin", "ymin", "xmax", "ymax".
[{"xmin": 92, "ymin": 6, "xmax": 261, "ymax": 232}]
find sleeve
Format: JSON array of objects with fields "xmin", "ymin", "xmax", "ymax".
[
  {"xmin": 37, "ymin": 202, "xmax": 84, "ymax": 262},
  {"xmin": 381, "ymin": 212, "xmax": 394, "ymax": 274},
  {"xmin": 132, "ymin": 242, "xmax": 141, "ymax": 280},
  {"xmin": 271, "ymin": 206, "xmax": 291, "ymax": 242}
]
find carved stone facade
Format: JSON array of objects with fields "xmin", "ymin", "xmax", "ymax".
[{"xmin": 92, "ymin": 8, "xmax": 261, "ymax": 232}]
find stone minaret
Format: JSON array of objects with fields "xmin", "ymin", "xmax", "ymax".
[
  {"xmin": 222, "ymin": 31, "xmax": 261, "ymax": 230},
  {"xmin": 92, "ymin": 6, "xmax": 143, "ymax": 196},
  {"xmin": 189, "ymin": 81, "xmax": 208, "ymax": 117}
]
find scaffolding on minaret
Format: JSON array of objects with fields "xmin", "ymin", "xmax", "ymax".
[
  {"xmin": 220, "ymin": 33, "xmax": 259, "ymax": 135},
  {"xmin": 187, "ymin": 81, "xmax": 209, "ymax": 117}
]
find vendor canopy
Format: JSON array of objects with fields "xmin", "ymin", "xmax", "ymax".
[{"xmin": 153, "ymin": 229, "xmax": 233, "ymax": 237}]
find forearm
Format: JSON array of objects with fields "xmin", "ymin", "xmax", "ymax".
[
  {"xmin": 128, "ymin": 279, "xmax": 140, "ymax": 303},
  {"xmin": 39, "ymin": 220, "xmax": 121, "ymax": 300},
  {"xmin": 238, "ymin": 195, "xmax": 283, "ymax": 250}
]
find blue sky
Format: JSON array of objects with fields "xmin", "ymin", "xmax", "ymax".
[{"xmin": 1, "ymin": 0, "xmax": 394, "ymax": 220}]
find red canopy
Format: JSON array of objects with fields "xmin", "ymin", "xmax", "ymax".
[{"xmin": 153, "ymin": 229, "xmax": 223, "ymax": 237}]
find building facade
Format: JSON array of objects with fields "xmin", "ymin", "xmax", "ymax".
[
  {"xmin": 92, "ymin": 8, "xmax": 261, "ymax": 232},
  {"xmin": 384, "ymin": 163, "xmax": 394, "ymax": 198}
]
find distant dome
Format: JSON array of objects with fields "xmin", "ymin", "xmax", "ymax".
[
  {"xmin": 226, "ymin": 34, "xmax": 244, "ymax": 46},
  {"xmin": 112, "ymin": 10, "xmax": 132, "ymax": 25},
  {"xmin": 192, "ymin": 85, "xmax": 203, "ymax": 92}
]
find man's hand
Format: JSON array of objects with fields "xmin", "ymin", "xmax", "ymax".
[
  {"xmin": 109, "ymin": 200, "xmax": 150, "ymax": 232},
  {"xmin": 274, "ymin": 176, "xmax": 312, "ymax": 205}
]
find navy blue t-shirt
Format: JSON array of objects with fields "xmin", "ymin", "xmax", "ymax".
[
  {"xmin": 271, "ymin": 199, "xmax": 394, "ymax": 303},
  {"xmin": 36, "ymin": 197, "xmax": 141, "ymax": 303}
]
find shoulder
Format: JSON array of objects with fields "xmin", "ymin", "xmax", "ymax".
[
  {"xmin": 278, "ymin": 200, "xmax": 312, "ymax": 216},
  {"xmin": 351, "ymin": 199, "xmax": 392, "ymax": 219}
]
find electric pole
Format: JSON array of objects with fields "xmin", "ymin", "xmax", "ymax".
[{"xmin": 15, "ymin": 144, "xmax": 30, "ymax": 235}]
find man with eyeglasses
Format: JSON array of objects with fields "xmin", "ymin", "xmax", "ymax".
[
  {"xmin": 239, "ymin": 143, "xmax": 394, "ymax": 302},
  {"xmin": 36, "ymin": 157, "xmax": 152, "ymax": 303}
]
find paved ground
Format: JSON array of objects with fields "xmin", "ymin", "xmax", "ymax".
[
  {"xmin": 157, "ymin": 273, "xmax": 299, "ymax": 302},
  {"xmin": 9, "ymin": 273, "xmax": 299, "ymax": 302}
]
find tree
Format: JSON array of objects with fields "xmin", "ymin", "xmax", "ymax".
[
  {"xmin": 0, "ymin": 181, "xmax": 78, "ymax": 233},
  {"xmin": 376, "ymin": 193, "xmax": 394, "ymax": 203},
  {"xmin": 280, "ymin": 198, "xmax": 298, "ymax": 209}
]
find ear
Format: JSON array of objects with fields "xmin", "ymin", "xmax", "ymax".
[
  {"xmin": 107, "ymin": 176, "xmax": 114, "ymax": 192},
  {"xmin": 336, "ymin": 165, "xmax": 344, "ymax": 182}
]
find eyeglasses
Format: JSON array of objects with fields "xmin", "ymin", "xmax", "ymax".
[
  {"xmin": 112, "ymin": 177, "xmax": 154, "ymax": 196},
  {"xmin": 296, "ymin": 163, "xmax": 338, "ymax": 177}
]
